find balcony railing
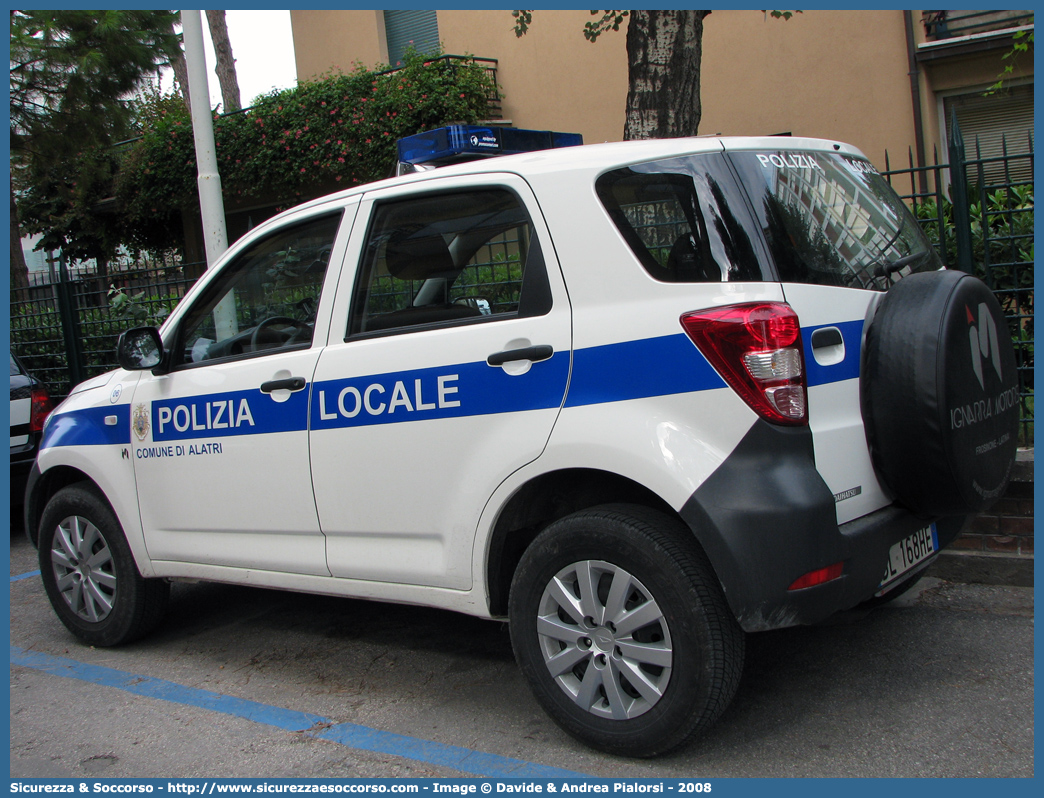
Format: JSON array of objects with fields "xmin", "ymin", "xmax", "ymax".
[{"xmin": 922, "ymin": 10, "xmax": 1034, "ymax": 41}]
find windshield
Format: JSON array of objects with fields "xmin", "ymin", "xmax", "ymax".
[{"xmin": 727, "ymin": 150, "xmax": 941, "ymax": 290}]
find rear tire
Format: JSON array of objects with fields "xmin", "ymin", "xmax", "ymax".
[
  {"xmin": 38, "ymin": 482, "xmax": 169, "ymax": 646},
  {"xmin": 509, "ymin": 505, "xmax": 743, "ymax": 757}
]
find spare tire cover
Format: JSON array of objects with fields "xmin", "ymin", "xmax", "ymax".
[{"xmin": 862, "ymin": 270, "xmax": 1019, "ymax": 516}]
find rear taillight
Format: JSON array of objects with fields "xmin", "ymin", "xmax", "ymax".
[
  {"xmin": 681, "ymin": 302, "xmax": 807, "ymax": 425},
  {"xmin": 788, "ymin": 562, "xmax": 844, "ymax": 591},
  {"xmin": 29, "ymin": 386, "xmax": 54, "ymax": 433}
]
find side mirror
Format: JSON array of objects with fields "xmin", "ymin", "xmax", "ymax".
[{"xmin": 117, "ymin": 327, "xmax": 166, "ymax": 372}]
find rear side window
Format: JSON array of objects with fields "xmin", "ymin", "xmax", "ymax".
[
  {"xmin": 596, "ymin": 154, "xmax": 766, "ymax": 283},
  {"xmin": 727, "ymin": 150, "xmax": 942, "ymax": 290},
  {"xmin": 349, "ymin": 188, "xmax": 550, "ymax": 336}
]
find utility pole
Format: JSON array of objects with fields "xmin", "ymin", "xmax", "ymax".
[{"xmin": 181, "ymin": 10, "xmax": 236, "ymax": 338}]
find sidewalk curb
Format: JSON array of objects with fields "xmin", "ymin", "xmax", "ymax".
[{"xmin": 938, "ymin": 448, "xmax": 1034, "ymax": 586}]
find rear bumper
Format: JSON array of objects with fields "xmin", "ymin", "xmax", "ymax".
[
  {"xmin": 767, "ymin": 506, "xmax": 963, "ymax": 629},
  {"xmin": 680, "ymin": 420, "xmax": 964, "ymax": 631}
]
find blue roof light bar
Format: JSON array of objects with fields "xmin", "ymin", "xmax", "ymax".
[{"xmin": 396, "ymin": 125, "xmax": 583, "ymax": 173}]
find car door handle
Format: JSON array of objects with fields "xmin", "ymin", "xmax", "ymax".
[
  {"xmin": 260, "ymin": 377, "xmax": 306, "ymax": 393},
  {"xmin": 811, "ymin": 327, "xmax": 843, "ymax": 350},
  {"xmin": 810, "ymin": 326, "xmax": 846, "ymax": 367},
  {"xmin": 487, "ymin": 345, "xmax": 554, "ymax": 367}
]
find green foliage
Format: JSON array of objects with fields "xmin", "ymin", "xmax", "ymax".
[
  {"xmin": 113, "ymin": 49, "xmax": 497, "ymax": 252},
  {"xmin": 10, "ymin": 9, "xmax": 181, "ymax": 157},
  {"xmin": 466, "ymin": 254, "xmax": 524, "ymax": 310},
  {"xmin": 130, "ymin": 80, "xmax": 190, "ymax": 135},
  {"xmin": 584, "ymin": 11, "xmax": 629, "ymax": 42},
  {"xmin": 10, "ymin": 10, "xmax": 183, "ymax": 276},
  {"xmin": 914, "ymin": 183, "xmax": 1034, "ymax": 302},
  {"xmin": 108, "ymin": 285, "xmax": 172, "ymax": 327},
  {"xmin": 17, "ymin": 145, "xmax": 125, "ymax": 262},
  {"xmin": 112, "ymin": 101, "xmax": 196, "ymax": 253},
  {"xmin": 985, "ymin": 26, "xmax": 1033, "ymax": 96},
  {"xmin": 512, "ymin": 9, "xmax": 629, "ymax": 41},
  {"xmin": 511, "ymin": 10, "xmax": 533, "ymax": 36},
  {"xmin": 12, "ymin": 299, "xmax": 127, "ymax": 392}
]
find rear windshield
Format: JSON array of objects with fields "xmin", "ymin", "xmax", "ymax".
[
  {"xmin": 597, "ymin": 149, "xmax": 940, "ymax": 290},
  {"xmin": 727, "ymin": 150, "xmax": 941, "ymax": 290}
]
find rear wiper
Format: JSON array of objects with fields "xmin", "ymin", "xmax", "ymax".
[{"xmin": 874, "ymin": 250, "xmax": 929, "ymax": 279}]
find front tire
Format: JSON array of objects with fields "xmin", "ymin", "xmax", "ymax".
[
  {"xmin": 38, "ymin": 482, "xmax": 169, "ymax": 646},
  {"xmin": 509, "ymin": 505, "xmax": 744, "ymax": 757}
]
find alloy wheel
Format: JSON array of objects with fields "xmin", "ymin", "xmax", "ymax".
[
  {"xmin": 49, "ymin": 515, "xmax": 117, "ymax": 623},
  {"xmin": 536, "ymin": 559, "xmax": 673, "ymax": 720}
]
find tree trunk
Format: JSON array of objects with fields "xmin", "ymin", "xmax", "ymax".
[
  {"xmin": 206, "ymin": 10, "xmax": 242, "ymax": 112},
  {"xmin": 10, "ymin": 184, "xmax": 31, "ymax": 301},
  {"xmin": 170, "ymin": 19, "xmax": 192, "ymax": 113},
  {"xmin": 171, "ymin": 49, "xmax": 192, "ymax": 112},
  {"xmin": 623, "ymin": 10, "xmax": 709, "ymax": 140}
]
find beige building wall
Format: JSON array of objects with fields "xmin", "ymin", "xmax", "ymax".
[
  {"xmin": 290, "ymin": 10, "xmax": 627, "ymax": 144},
  {"xmin": 701, "ymin": 10, "xmax": 1031, "ymax": 168},
  {"xmin": 438, "ymin": 10, "xmax": 627, "ymax": 144},
  {"xmin": 699, "ymin": 11, "xmax": 916, "ymax": 166},
  {"xmin": 291, "ymin": 10, "xmax": 387, "ymax": 78},
  {"xmin": 290, "ymin": 10, "xmax": 1030, "ymax": 170}
]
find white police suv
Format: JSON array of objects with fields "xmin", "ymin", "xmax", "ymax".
[{"xmin": 26, "ymin": 132, "xmax": 1019, "ymax": 757}]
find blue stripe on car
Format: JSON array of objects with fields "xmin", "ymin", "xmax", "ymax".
[
  {"xmin": 40, "ymin": 325, "xmax": 864, "ymax": 450},
  {"xmin": 39, "ymin": 404, "xmax": 131, "ymax": 449},
  {"xmin": 565, "ymin": 333, "xmax": 726, "ymax": 407}
]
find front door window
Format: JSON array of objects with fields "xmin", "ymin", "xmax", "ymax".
[{"xmin": 175, "ymin": 214, "xmax": 340, "ymax": 366}]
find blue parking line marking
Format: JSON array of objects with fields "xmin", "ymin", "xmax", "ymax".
[
  {"xmin": 10, "ymin": 570, "xmax": 40, "ymax": 583},
  {"xmin": 10, "ymin": 645, "xmax": 590, "ymax": 779}
]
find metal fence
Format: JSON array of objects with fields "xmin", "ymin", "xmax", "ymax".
[
  {"xmin": 10, "ymin": 261, "xmax": 199, "ymax": 400},
  {"xmin": 884, "ymin": 117, "xmax": 1034, "ymax": 445}
]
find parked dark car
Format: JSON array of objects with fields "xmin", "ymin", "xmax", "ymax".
[{"xmin": 10, "ymin": 353, "xmax": 53, "ymax": 507}]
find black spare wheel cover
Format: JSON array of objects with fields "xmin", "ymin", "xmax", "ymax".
[{"xmin": 862, "ymin": 270, "xmax": 1019, "ymax": 516}]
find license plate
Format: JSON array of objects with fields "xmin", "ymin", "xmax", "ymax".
[{"xmin": 877, "ymin": 524, "xmax": 939, "ymax": 593}]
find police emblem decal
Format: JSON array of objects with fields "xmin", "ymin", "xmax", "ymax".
[{"xmin": 132, "ymin": 404, "xmax": 150, "ymax": 441}]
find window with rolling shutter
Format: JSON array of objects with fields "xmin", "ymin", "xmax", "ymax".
[
  {"xmin": 942, "ymin": 82, "xmax": 1034, "ymax": 184},
  {"xmin": 384, "ymin": 10, "xmax": 440, "ymax": 67}
]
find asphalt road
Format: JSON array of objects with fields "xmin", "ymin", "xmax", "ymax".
[{"xmin": 8, "ymin": 520, "xmax": 1034, "ymax": 779}]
